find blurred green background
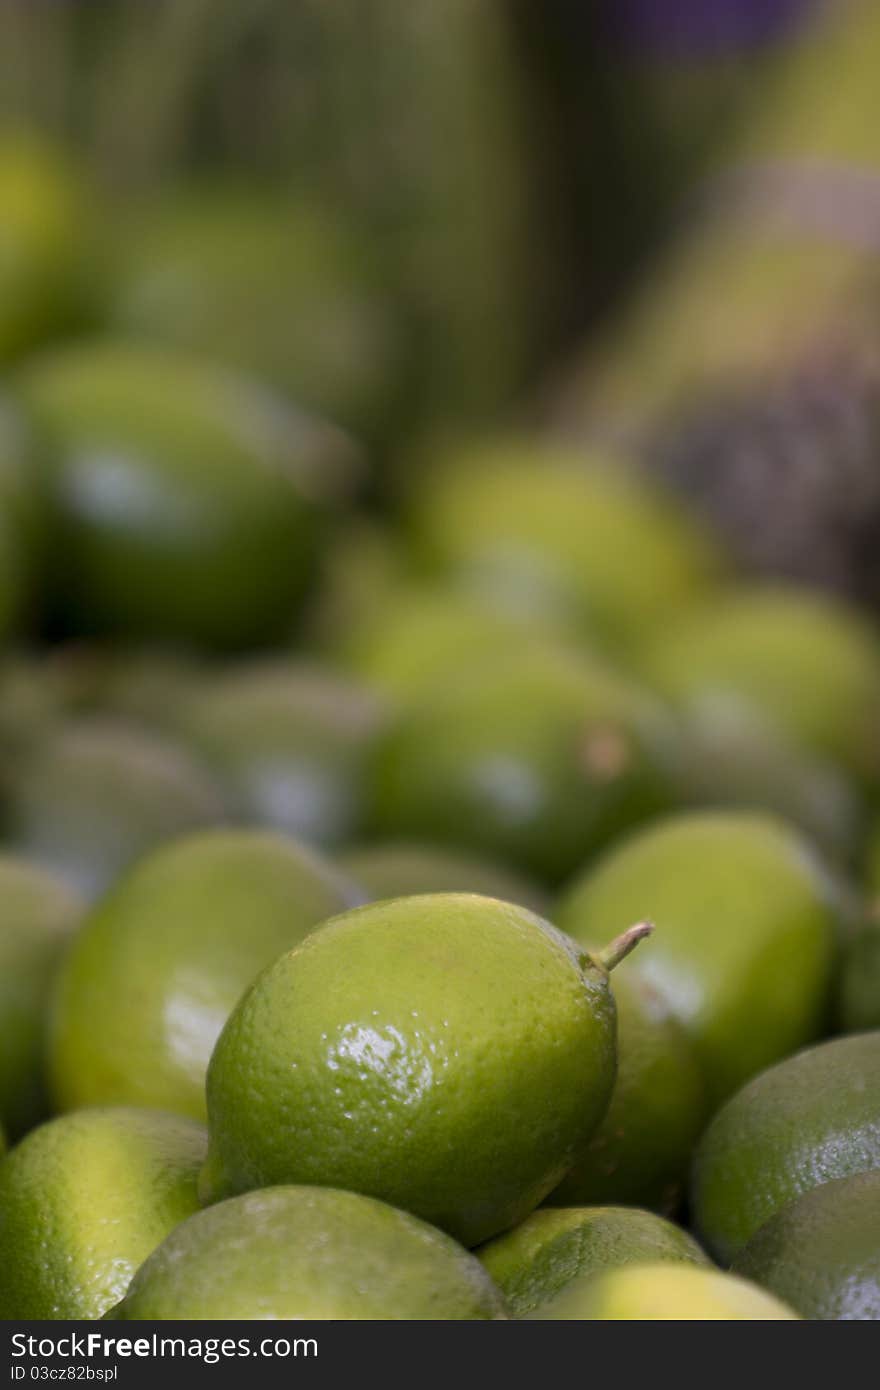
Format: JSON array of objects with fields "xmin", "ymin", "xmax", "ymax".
[{"xmin": 0, "ymin": 0, "xmax": 821, "ymax": 465}]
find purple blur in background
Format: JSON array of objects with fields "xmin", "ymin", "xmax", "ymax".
[{"xmin": 610, "ymin": 0, "xmax": 824, "ymax": 55}]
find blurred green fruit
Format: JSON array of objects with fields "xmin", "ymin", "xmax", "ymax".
[
  {"xmin": 49, "ymin": 829, "xmax": 360, "ymax": 1122},
  {"xmin": 0, "ymin": 400, "xmax": 46, "ymax": 638},
  {"xmin": 370, "ymin": 648, "xmax": 677, "ymax": 883},
  {"xmin": 843, "ymin": 826, "xmax": 880, "ymax": 1030},
  {"xmin": 640, "ymin": 585, "xmax": 880, "ymax": 787},
  {"xmin": 0, "ymin": 650, "xmax": 76, "ymax": 770},
  {"xmin": 107, "ymin": 1186, "xmax": 508, "ymax": 1321},
  {"xmin": 0, "ymin": 856, "xmax": 82, "ymax": 1138},
  {"xmin": 0, "ymin": 135, "xmax": 91, "ymax": 363},
  {"xmin": 692, "ymin": 1032, "xmax": 880, "ymax": 1263},
  {"xmin": 732, "ymin": 1171, "xmax": 880, "ymax": 1321},
  {"xmin": 181, "ymin": 661, "xmax": 387, "ymax": 848},
  {"xmin": 338, "ymin": 841, "xmax": 548, "ymax": 916},
  {"xmin": 0, "ymin": 1107, "xmax": 206, "ymax": 1319},
  {"xmin": 108, "ymin": 187, "xmax": 402, "ymax": 441},
  {"xmin": 305, "ymin": 515, "xmax": 408, "ymax": 654},
  {"xmin": 557, "ymin": 811, "xmax": 840, "ymax": 1105},
  {"xmin": 6, "ymin": 717, "xmax": 227, "ymax": 901},
  {"xmin": 865, "ymin": 817, "xmax": 880, "ymax": 892},
  {"xmin": 576, "ymin": 1263, "xmax": 799, "ymax": 1321},
  {"xmin": 19, "ymin": 342, "xmax": 359, "ymax": 648},
  {"xmin": 837, "ymin": 914, "xmax": 880, "ymax": 1032},
  {"xmin": 59, "ymin": 646, "xmax": 205, "ymax": 733},
  {"xmin": 478, "ymin": 1206, "xmax": 707, "ymax": 1318},
  {"xmin": 546, "ymin": 969, "xmax": 705, "ymax": 1213},
  {"xmin": 199, "ymin": 895, "xmax": 642, "ymax": 1246},
  {"xmin": 407, "ymin": 442, "xmax": 721, "ymax": 648},
  {"xmin": 339, "ymin": 585, "xmax": 575, "ymax": 700},
  {"xmin": 668, "ymin": 698, "xmax": 865, "ymax": 867},
  {"xmin": 0, "ymin": 645, "xmax": 198, "ymax": 784}
]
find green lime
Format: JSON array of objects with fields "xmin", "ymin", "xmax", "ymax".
[
  {"xmin": 0, "ymin": 134, "xmax": 91, "ymax": 363},
  {"xmin": 0, "ymin": 855, "xmax": 82, "ymax": 1138},
  {"xmin": 305, "ymin": 515, "xmax": 408, "ymax": 654},
  {"xmin": 6, "ymin": 717, "xmax": 227, "ymax": 901},
  {"xmin": 841, "ymin": 826, "xmax": 880, "ymax": 1031},
  {"xmin": 338, "ymin": 841, "xmax": 548, "ymax": 916},
  {"xmin": 546, "ymin": 969, "xmax": 705, "ymax": 1212},
  {"xmin": 866, "ymin": 816, "xmax": 880, "ymax": 892},
  {"xmin": 338, "ymin": 585, "xmax": 575, "ymax": 700},
  {"xmin": 200, "ymin": 896, "xmax": 650, "ymax": 1246},
  {"xmin": 692, "ymin": 1032, "xmax": 880, "ymax": 1263},
  {"xmin": 407, "ymin": 441, "xmax": 720, "ymax": 648},
  {"xmin": 67, "ymin": 646, "xmax": 206, "ymax": 733},
  {"xmin": 557, "ymin": 810, "xmax": 839, "ymax": 1105},
  {"xmin": 478, "ymin": 1206, "xmax": 707, "ymax": 1318},
  {"xmin": 18, "ymin": 341, "xmax": 358, "ymax": 648},
  {"xmin": 108, "ymin": 186, "xmax": 401, "ymax": 441},
  {"xmin": 732, "ymin": 1171, "xmax": 880, "ymax": 1321},
  {"xmin": 49, "ymin": 829, "xmax": 360, "ymax": 1122},
  {"xmin": 575, "ymin": 1263, "xmax": 799, "ymax": 1320},
  {"xmin": 0, "ymin": 401, "xmax": 46, "ymax": 639},
  {"xmin": 0, "ymin": 1107, "xmax": 206, "ymax": 1319},
  {"xmin": 639, "ymin": 585, "xmax": 880, "ymax": 787},
  {"xmin": 180, "ymin": 661, "xmax": 387, "ymax": 849},
  {"xmin": 837, "ymin": 913, "xmax": 880, "ymax": 1032},
  {"xmin": 369, "ymin": 648, "xmax": 676, "ymax": 883},
  {"xmin": 0, "ymin": 645, "xmax": 122, "ymax": 763},
  {"xmin": 668, "ymin": 699, "xmax": 864, "ymax": 868},
  {"xmin": 107, "ymin": 1186, "xmax": 508, "ymax": 1320},
  {"xmin": 0, "ymin": 652, "xmax": 65, "ymax": 762}
]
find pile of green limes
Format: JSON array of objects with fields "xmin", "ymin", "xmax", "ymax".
[{"xmin": 0, "ymin": 136, "xmax": 878, "ymax": 1324}]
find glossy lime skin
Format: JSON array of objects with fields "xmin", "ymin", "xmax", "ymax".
[
  {"xmin": 181, "ymin": 661, "xmax": 387, "ymax": 849},
  {"xmin": 6, "ymin": 718, "xmax": 227, "ymax": 902},
  {"xmin": 640, "ymin": 585, "xmax": 880, "ymax": 787},
  {"xmin": 577, "ymin": 1263, "xmax": 799, "ymax": 1321},
  {"xmin": 108, "ymin": 1186, "xmax": 508, "ymax": 1321},
  {"xmin": 0, "ymin": 856, "xmax": 82, "ymax": 1139},
  {"xmin": 49, "ymin": 830, "xmax": 360, "ymax": 1122},
  {"xmin": 547, "ymin": 970, "xmax": 705, "ymax": 1212},
  {"xmin": 370, "ymin": 650, "xmax": 677, "ymax": 884},
  {"xmin": 557, "ymin": 810, "xmax": 839, "ymax": 1106},
  {"xmin": 339, "ymin": 841, "xmax": 548, "ymax": 917},
  {"xmin": 478, "ymin": 1206, "xmax": 707, "ymax": 1318},
  {"xmin": 733, "ymin": 1172, "xmax": 880, "ymax": 1320},
  {"xmin": 692, "ymin": 1032, "xmax": 880, "ymax": 1263},
  {"xmin": 0, "ymin": 1108, "xmax": 206, "ymax": 1319},
  {"xmin": 18, "ymin": 342, "xmax": 356, "ymax": 648},
  {"xmin": 201, "ymin": 894, "xmax": 617, "ymax": 1247},
  {"xmin": 408, "ymin": 444, "xmax": 720, "ymax": 649}
]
